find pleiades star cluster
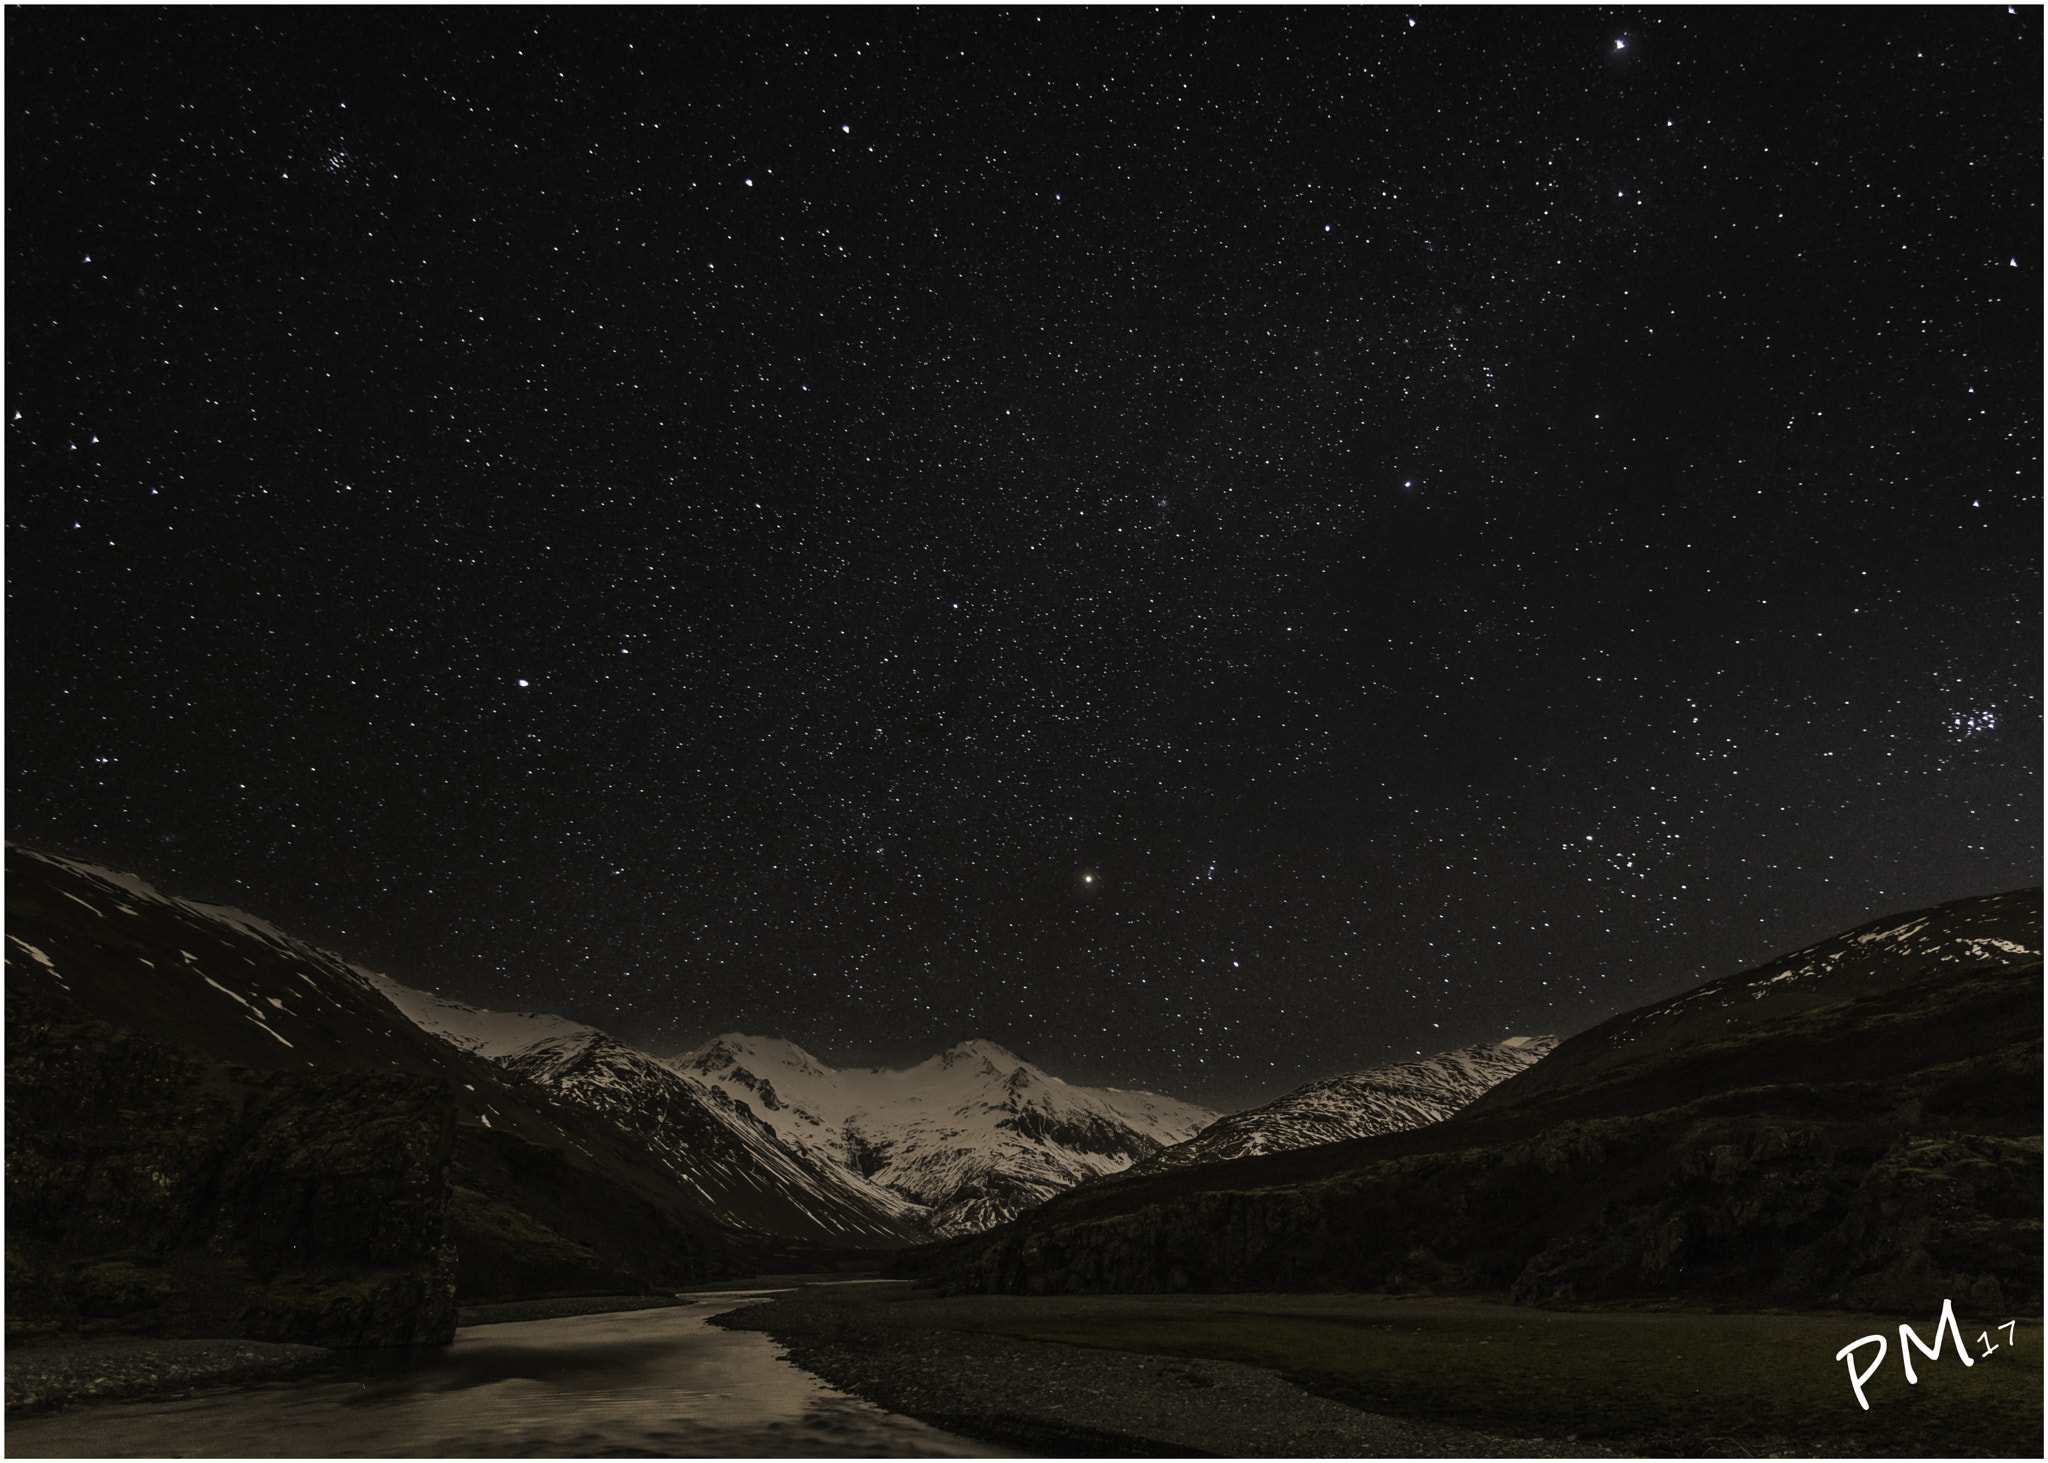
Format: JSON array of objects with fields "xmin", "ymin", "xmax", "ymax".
[{"xmin": 8, "ymin": 8, "xmax": 2037, "ymax": 1108}]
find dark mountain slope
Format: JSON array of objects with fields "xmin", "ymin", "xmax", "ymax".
[
  {"xmin": 7, "ymin": 978, "xmax": 459, "ymax": 1348},
  {"xmin": 1466, "ymin": 887, "xmax": 2039, "ymax": 1115},
  {"xmin": 4, "ymin": 845, "xmax": 887, "ymax": 1338},
  {"xmin": 896, "ymin": 891, "xmax": 2041, "ymax": 1318}
]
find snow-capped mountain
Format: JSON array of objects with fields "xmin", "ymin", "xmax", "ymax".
[
  {"xmin": 1465, "ymin": 885, "xmax": 2042, "ymax": 1115},
  {"xmin": 359, "ymin": 975, "xmax": 928, "ymax": 1246},
  {"xmin": 9, "ymin": 841, "xmax": 1363, "ymax": 1247},
  {"xmin": 367, "ymin": 979, "xmax": 1216, "ymax": 1239},
  {"xmin": 1117, "ymin": 1035, "xmax": 1558, "ymax": 1180},
  {"xmin": 675, "ymin": 1033, "xmax": 1220, "ymax": 1236},
  {"xmin": 491, "ymin": 1028, "xmax": 929, "ymax": 1244}
]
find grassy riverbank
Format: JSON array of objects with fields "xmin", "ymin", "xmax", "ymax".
[{"xmin": 929, "ymin": 1295, "xmax": 2039, "ymax": 1458}]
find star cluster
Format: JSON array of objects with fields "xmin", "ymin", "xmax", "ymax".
[{"xmin": 9, "ymin": 9, "xmax": 2037, "ymax": 1108}]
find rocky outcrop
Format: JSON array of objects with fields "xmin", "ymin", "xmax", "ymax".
[
  {"xmin": 6, "ymin": 981, "xmax": 458, "ymax": 1348},
  {"xmin": 897, "ymin": 961, "xmax": 2042, "ymax": 1318}
]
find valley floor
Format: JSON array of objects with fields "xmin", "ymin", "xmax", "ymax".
[
  {"xmin": 713, "ymin": 1282, "xmax": 2043, "ymax": 1459},
  {"xmin": 712, "ymin": 1283, "xmax": 1612, "ymax": 1457},
  {"xmin": 12, "ymin": 1284, "xmax": 2034, "ymax": 1456}
]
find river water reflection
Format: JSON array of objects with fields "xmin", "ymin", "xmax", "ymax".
[{"xmin": 7, "ymin": 1291, "xmax": 1017, "ymax": 1457}]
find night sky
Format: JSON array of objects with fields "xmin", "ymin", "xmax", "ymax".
[{"xmin": 9, "ymin": 8, "xmax": 2039, "ymax": 1109}]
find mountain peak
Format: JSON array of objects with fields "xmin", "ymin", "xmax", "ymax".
[
  {"xmin": 687, "ymin": 1031, "xmax": 828, "ymax": 1071},
  {"xmin": 680, "ymin": 1032, "xmax": 1216, "ymax": 1238},
  {"xmin": 941, "ymin": 1038, "xmax": 1024, "ymax": 1065}
]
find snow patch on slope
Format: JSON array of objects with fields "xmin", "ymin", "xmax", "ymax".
[
  {"xmin": 1610, "ymin": 897, "xmax": 2043, "ymax": 1039},
  {"xmin": 360, "ymin": 973, "xmax": 600, "ymax": 1060}
]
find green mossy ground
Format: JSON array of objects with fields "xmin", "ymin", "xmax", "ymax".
[{"xmin": 953, "ymin": 1306, "xmax": 2042, "ymax": 1457}]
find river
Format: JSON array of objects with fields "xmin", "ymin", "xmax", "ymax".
[{"xmin": 5, "ymin": 1289, "xmax": 1018, "ymax": 1458}]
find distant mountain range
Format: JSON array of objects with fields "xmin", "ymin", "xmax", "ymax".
[
  {"xmin": 7, "ymin": 845, "xmax": 1221, "ymax": 1256},
  {"xmin": 370, "ymin": 975, "xmax": 1217, "ymax": 1239},
  {"xmin": 1117, "ymin": 1035, "xmax": 1557, "ymax": 1181},
  {"xmin": 363, "ymin": 975, "xmax": 930, "ymax": 1246},
  {"xmin": 24, "ymin": 835, "xmax": 2024, "ymax": 1349}
]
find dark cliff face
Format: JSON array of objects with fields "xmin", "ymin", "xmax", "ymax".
[
  {"xmin": 6, "ymin": 980, "xmax": 460, "ymax": 1348},
  {"xmin": 896, "ymin": 957, "xmax": 2042, "ymax": 1319}
]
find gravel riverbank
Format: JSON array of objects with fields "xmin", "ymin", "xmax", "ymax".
[
  {"xmin": 5, "ymin": 1337, "xmax": 331, "ymax": 1415},
  {"xmin": 711, "ymin": 1281, "xmax": 1618, "ymax": 1457},
  {"xmin": 7, "ymin": 1295, "xmax": 702, "ymax": 1416}
]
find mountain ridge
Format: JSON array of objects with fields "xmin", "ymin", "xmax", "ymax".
[
  {"xmin": 673, "ymin": 1030, "xmax": 1219, "ymax": 1236},
  {"xmin": 1465, "ymin": 885, "xmax": 2041, "ymax": 1116},
  {"xmin": 1117, "ymin": 1034, "xmax": 1558, "ymax": 1182},
  {"xmin": 370, "ymin": 980, "xmax": 1221, "ymax": 1241}
]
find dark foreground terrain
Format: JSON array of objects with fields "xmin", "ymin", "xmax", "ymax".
[{"xmin": 715, "ymin": 1281, "xmax": 2042, "ymax": 1458}]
